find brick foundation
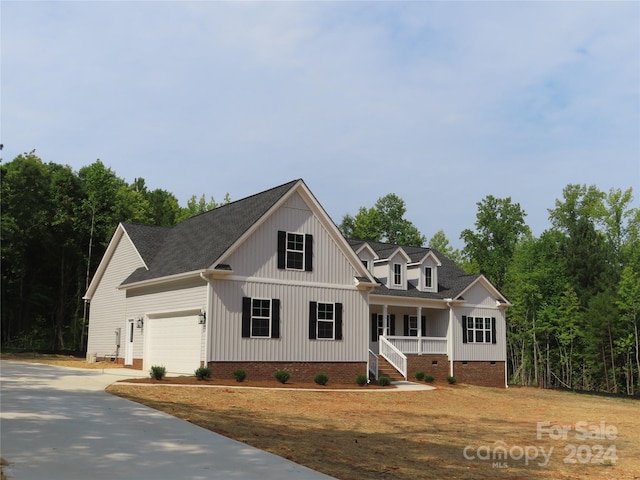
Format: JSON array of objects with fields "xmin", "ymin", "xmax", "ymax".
[
  {"xmin": 453, "ymin": 361, "xmax": 506, "ymax": 388},
  {"xmin": 207, "ymin": 361, "xmax": 367, "ymax": 385},
  {"xmin": 406, "ymin": 354, "xmax": 450, "ymax": 383}
]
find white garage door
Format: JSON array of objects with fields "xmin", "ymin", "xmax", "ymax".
[{"xmin": 147, "ymin": 315, "xmax": 202, "ymax": 374}]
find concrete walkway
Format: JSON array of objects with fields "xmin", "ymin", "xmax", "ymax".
[{"xmin": 0, "ymin": 361, "xmax": 335, "ymax": 479}]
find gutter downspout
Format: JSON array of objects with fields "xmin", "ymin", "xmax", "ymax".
[
  {"xmin": 200, "ymin": 273, "xmax": 212, "ymax": 368},
  {"xmin": 445, "ymin": 298, "xmax": 454, "ymax": 378}
]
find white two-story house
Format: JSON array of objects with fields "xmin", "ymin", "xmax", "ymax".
[{"xmin": 85, "ymin": 179, "xmax": 510, "ymax": 387}]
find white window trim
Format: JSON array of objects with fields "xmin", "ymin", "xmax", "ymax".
[
  {"xmin": 251, "ymin": 298, "xmax": 272, "ymax": 338},
  {"xmin": 466, "ymin": 316, "xmax": 492, "ymax": 344},
  {"xmin": 316, "ymin": 301, "xmax": 335, "ymax": 340},
  {"xmin": 408, "ymin": 315, "xmax": 418, "ymax": 337},
  {"xmin": 392, "ymin": 263, "xmax": 403, "ymax": 287},
  {"xmin": 376, "ymin": 314, "xmax": 390, "ymax": 337},
  {"xmin": 424, "ymin": 266, "xmax": 434, "ymax": 291},
  {"xmin": 286, "ymin": 232, "xmax": 305, "ymax": 271}
]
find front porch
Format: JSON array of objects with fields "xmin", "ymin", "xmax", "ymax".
[
  {"xmin": 368, "ymin": 303, "xmax": 450, "ymax": 381},
  {"xmin": 369, "ymin": 335, "xmax": 449, "ymax": 381}
]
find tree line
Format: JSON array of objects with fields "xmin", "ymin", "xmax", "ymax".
[
  {"xmin": 2, "ymin": 152, "xmax": 639, "ymax": 395},
  {"xmin": 1, "ymin": 152, "xmax": 228, "ymax": 352},
  {"xmin": 342, "ymin": 186, "xmax": 640, "ymax": 395}
]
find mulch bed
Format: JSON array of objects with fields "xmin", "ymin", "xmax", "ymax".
[{"xmin": 119, "ymin": 376, "xmax": 392, "ymax": 389}]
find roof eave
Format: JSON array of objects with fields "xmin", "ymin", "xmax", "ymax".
[{"xmin": 117, "ymin": 269, "xmax": 210, "ymax": 290}]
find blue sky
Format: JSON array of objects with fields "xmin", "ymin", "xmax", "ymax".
[{"xmin": 2, "ymin": 1, "xmax": 639, "ymax": 248}]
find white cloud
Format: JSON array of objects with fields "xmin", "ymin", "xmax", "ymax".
[{"xmin": 1, "ymin": 1, "xmax": 638, "ymax": 247}]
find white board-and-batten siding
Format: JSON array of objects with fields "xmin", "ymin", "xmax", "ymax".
[
  {"xmin": 210, "ymin": 280, "xmax": 368, "ymax": 362},
  {"xmin": 87, "ymin": 232, "xmax": 145, "ymax": 358},
  {"xmin": 451, "ymin": 307, "xmax": 507, "ymax": 362},
  {"xmin": 210, "ymin": 192, "xmax": 369, "ymax": 363},
  {"xmin": 224, "ymin": 192, "xmax": 361, "ymax": 286}
]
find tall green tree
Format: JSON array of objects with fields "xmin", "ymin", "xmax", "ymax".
[
  {"xmin": 461, "ymin": 195, "xmax": 529, "ymax": 291},
  {"xmin": 427, "ymin": 230, "xmax": 463, "ymax": 266},
  {"xmin": 340, "ymin": 193, "xmax": 425, "ymax": 246},
  {"xmin": 616, "ymin": 266, "xmax": 640, "ymax": 394},
  {"xmin": 176, "ymin": 193, "xmax": 231, "ymax": 222}
]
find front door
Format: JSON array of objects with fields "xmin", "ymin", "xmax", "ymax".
[{"xmin": 125, "ymin": 319, "xmax": 134, "ymax": 366}]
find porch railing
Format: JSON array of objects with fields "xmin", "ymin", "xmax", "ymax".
[
  {"xmin": 368, "ymin": 349, "xmax": 378, "ymax": 380},
  {"xmin": 384, "ymin": 336, "xmax": 447, "ymax": 355},
  {"xmin": 379, "ymin": 336, "xmax": 407, "ymax": 380}
]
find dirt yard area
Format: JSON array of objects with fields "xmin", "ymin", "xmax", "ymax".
[
  {"xmin": 107, "ymin": 382, "xmax": 640, "ymax": 479},
  {"xmin": 4, "ymin": 354, "xmax": 638, "ymax": 479},
  {"xmin": 0, "ymin": 352, "xmax": 122, "ymax": 369}
]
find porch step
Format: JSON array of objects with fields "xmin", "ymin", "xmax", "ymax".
[{"xmin": 377, "ymin": 356, "xmax": 405, "ymax": 381}]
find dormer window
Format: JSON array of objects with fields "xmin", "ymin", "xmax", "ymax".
[
  {"xmin": 425, "ymin": 267, "xmax": 433, "ymax": 289},
  {"xmin": 393, "ymin": 263, "xmax": 402, "ymax": 286},
  {"xmin": 362, "ymin": 259, "xmax": 369, "ymax": 270}
]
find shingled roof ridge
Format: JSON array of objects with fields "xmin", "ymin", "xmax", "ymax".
[{"xmin": 179, "ymin": 178, "xmax": 301, "ymax": 222}]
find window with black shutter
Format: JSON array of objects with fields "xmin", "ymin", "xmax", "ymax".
[
  {"xmin": 242, "ymin": 297, "xmax": 280, "ymax": 339},
  {"xmin": 277, "ymin": 231, "xmax": 313, "ymax": 271},
  {"xmin": 310, "ymin": 301, "xmax": 342, "ymax": 340}
]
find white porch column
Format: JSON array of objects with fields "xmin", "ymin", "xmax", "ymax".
[
  {"xmin": 417, "ymin": 306, "xmax": 422, "ymax": 354},
  {"xmin": 382, "ymin": 304, "xmax": 388, "ymax": 337}
]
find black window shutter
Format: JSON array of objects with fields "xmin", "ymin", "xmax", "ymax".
[
  {"xmin": 271, "ymin": 299, "xmax": 280, "ymax": 339},
  {"xmin": 491, "ymin": 317, "xmax": 497, "ymax": 344},
  {"xmin": 421, "ymin": 316, "xmax": 426, "ymax": 335},
  {"xmin": 390, "ymin": 315, "xmax": 396, "ymax": 335},
  {"xmin": 309, "ymin": 301, "xmax": 317, "ymax": 339},
  {"xmin": 242, "ymin": 297, "xmax": 252, "ymax": 338},
  {"xmin": 371, "ymin": 314, "xmax": 378, "ymax": 342},
  {"xmin": 462, "ymin": 315, "xmax": 468, "ymax": 344},
  {"xmin": 403, "ymin": 315, "xmax": 409, "ymax": 335},
  {"xmin": 277, "ymin": 231, "xmax": 286, "ymax": 269},
  {"xmin": 335, "ymin": 303, "xmax": 343, "ymax": 340},
  {"xmin": 304, "ymin": 234, "xmax": 313, "ymax": 271}
]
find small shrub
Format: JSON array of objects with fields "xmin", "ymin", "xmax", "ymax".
[
  {"xmin": 424, "ymin": 374, "xmax": 435, "ymax": 383},
  {"xmin": 233, "ymin": 369, "xmax": 247, "ymax": 382},
  {"xmin": 275, "ymin": 370, "xmax": 290, "ymax": 384},
  {"xmin": 150, "ymin": 365, "xmax": 166, "ymax": 380},
  {"xmin": 356, "ymin": 374, "xmax": 368, "ymax": 386},
  {"xmin": 378, "ymin": 376, "xmax": 391, "ymax": 387},
  {"xmin": 447, "ymin": 375, "xmax": 457, "ymax": 385},
  {"xmin": 195, "ymin": 366, "xmax": 212, "ymax": 380},
  {"xmin": 415, "ymin": 371, "xmax": 425, "ymax": 381},
  {"xmin": 314, "ymin": 372, "xmax": 329, "ymax": 386}
]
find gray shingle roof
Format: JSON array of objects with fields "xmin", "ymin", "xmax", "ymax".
[
  {"xmin": 121, "ymin": 222, "xmax": 171, "ymax": 266},
  {"xmin": 348, "ymin": 239, "xmax": 479, "ymax": 300},
  {"xmin": 121, "ymin": 179, "xmax": 299, "ymax": 285},
  {"xmin": 118, "ymin": 180, "xmax": 480, "ymax": 301}
]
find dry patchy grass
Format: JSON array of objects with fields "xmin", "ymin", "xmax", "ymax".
[
  {"xmin": 107, "ymin": 382, "xmax": 640, "ymax": 480},
  {"xmin": 0, "ymin": 352, "xmax": 122, "ymax": 369}
]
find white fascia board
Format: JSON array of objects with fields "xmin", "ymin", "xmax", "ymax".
[
  {"xmin": 355, "ymin": 243, "xmax": 379, "ymax": 260},
  {"xmin": 369, "ymin": 294, "xmax": 451, "ymax": 309},
  {"xmin": 456, "ymin": 275, "xmax": 512, "ymax": 306},
  {"xmin": 387, "ymin": 247, "xmax": 412, "ymax": 263},
  {"xmin": 116, "ymin": 269, "xmax": 210, "ymax": 291},
  {"xmin": 407, "ymin": 250, "xmax": 442, "ymax": 267},
  {"xmin": 84, "ymin": 223, "xmax": 144, "ymax": 300}
]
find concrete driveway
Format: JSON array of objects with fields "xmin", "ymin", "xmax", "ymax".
[{"xmin": 0, "ymin": 361, "xmax": 334, "ymax": 479}]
